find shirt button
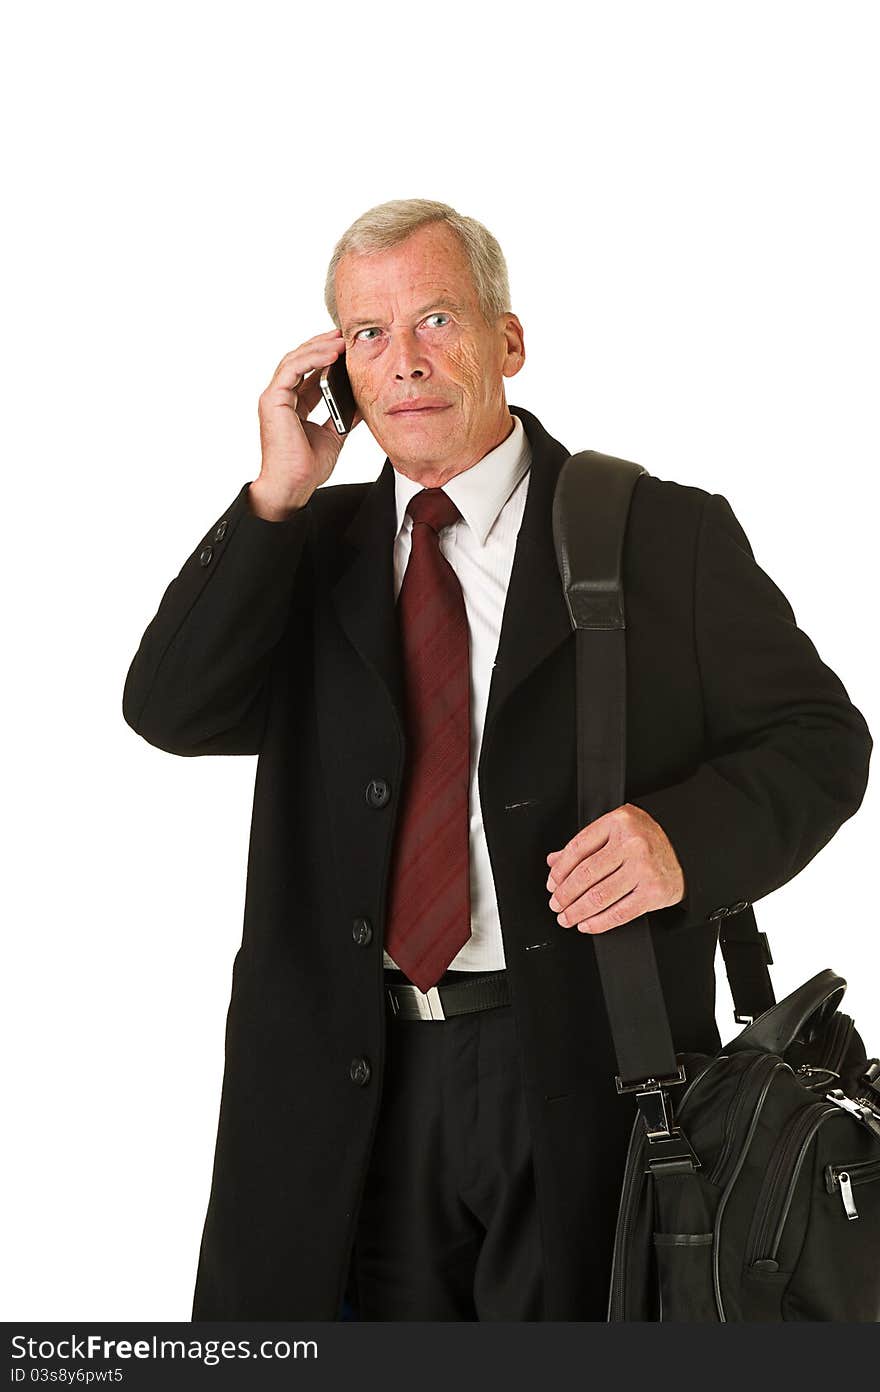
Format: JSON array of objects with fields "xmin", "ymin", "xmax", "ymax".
[
  {"xmin": 350, "ymin": 1056, "xmax": 372, "ymax": 1087},
  {"xmin": 352, "ymin": 917, "xmax": 373, "ymax": 947},
  {"xmin": 365, "ymin": 778, "xmax": 390, "ymax": 809},
  {"xmin": 214, "ymin": 520, "xmax": 228, "ymax": 541},
  {"xmin": 199, "ymin": 545, "xmax": 213, "ymax": 566}
]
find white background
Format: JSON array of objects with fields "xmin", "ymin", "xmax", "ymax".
[{"xmin": 2, "ymin": 1, "xmax": 877, "ymax": 1321}]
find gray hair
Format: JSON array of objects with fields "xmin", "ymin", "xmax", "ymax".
[{"xmin": 324, "ymin": 198, "xmax": 512, "ymax": 330}]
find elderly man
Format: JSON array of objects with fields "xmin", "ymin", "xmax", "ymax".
[{"xmin": 122, "ymin": 197, "xmax": 872, "ymax": 1321}]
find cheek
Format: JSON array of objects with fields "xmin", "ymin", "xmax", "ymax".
[
  {"xmin": 348, "ymin": 361, "xmax": 381, "ymax": 409},
  {"xmin": 443, "ymin": 340, "xmax": 485, "ymax": 397}
]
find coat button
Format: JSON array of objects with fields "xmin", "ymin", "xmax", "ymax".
[
  {"xmin": 214, "ymin": 519, "xmax": 228, "ymax": 541},
  {"xmin": 352, "ymin": 917, "xmax": 373, "ymax": 947},
  {"xmin": 365, "ymin": 778, "xmax": 390, "ymax": 809},
  {"xmin": 199, "ymin": 545, "xmax": 213, "ymax": 566},
  {"xmin": 708, "ymin": 906, "xmax": 730, "ymax": 921},
  {"xmin": 350, "ymin": 1056, "xmax": 372, "ymax": 1086},
  {"xmin": 729, "ymin": 900, "xmax": 750, "ymax": 914}
]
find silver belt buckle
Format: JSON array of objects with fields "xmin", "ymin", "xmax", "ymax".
[
  {"xmin": 387, "ymin": 983, "xmax": 446, "ymax": 1020},
  {"xmin": 417, "ymin": 985, "xmax": 445, "ymax": 1020}
]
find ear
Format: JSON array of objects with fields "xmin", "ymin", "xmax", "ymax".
[{"xmin": 500, "ymin": 313, "xmax": 525, "ymax": 378}]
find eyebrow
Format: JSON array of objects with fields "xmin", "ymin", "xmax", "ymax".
[{"xmin": 344, "ymin": 299, "xmax": 465, "ymax": 333}]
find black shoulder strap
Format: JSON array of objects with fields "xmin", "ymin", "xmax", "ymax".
[{"xmin": 552, "ymin": 450, "xmax": 775, "ymax": 1090}]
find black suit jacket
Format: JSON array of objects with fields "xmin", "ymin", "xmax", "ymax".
[{"xmin": 122, "ymin": 403, "xmax": 872, "ymax": 1320}]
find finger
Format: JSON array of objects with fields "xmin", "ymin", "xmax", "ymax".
[
  {"xmin": 552, "ymin": 865, "xmax": 638, "ymax": 929},
  {"xmin": 293, "ymin": 370, "xmax": 328, "ymax": 420},
  {"xmin": 553, "ymin": 880, "xmax": 646, "ymax": 935},
  {"xmin": 545, "ymin": 812, "xmax": 617, "ymax": 889},
  {"xmin": 275, "ymin": 360, "xmax": 338, "ymax": 423},
  {"xmin": 575, "ymin": 884, "xmax": 644, "ymax": 934},
  {"xmin": 274, "ymin": 329, "xmax": 344, "ymax": 371},
  {"xmin": 270, "ymin": 336, "xmax": 345, "ymax": 391},
  {"xmin": 547, "ymin": 843, "xmax": 625, "ymax": 909}
]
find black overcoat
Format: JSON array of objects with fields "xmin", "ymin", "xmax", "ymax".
[{"xmin": 122, "ymin": 404, "xmax": 872, "ymax": 1320}]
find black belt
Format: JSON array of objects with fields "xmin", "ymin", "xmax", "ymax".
[{"xmin": 385, "ymin": 969, "xmax": 511, "ymax": 1021}]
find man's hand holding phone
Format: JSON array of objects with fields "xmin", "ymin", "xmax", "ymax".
[{"xmin": 249, "ymin": 330, "xmax": 362, "ymax": 522}]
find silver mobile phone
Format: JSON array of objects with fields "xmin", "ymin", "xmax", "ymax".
[{"xmin": 319, "ymin": 352, "xmax": 357, "ymax": 435}]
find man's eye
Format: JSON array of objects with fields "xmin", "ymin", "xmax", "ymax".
[
  {"xmin": 425, "ymin": 313, "xmax": 450, "ymax": 327},
  {"xmin": 355, "ymin": 327, "xmax": 381, "ymax": 341}
]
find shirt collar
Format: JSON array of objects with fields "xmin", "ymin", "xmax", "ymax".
[{"xmin": 392, "ymin": 411, "xmax": 531, "ymax": 548}]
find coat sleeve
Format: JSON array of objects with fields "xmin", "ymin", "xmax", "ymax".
[
  {"xmin": 629, "ymin": 489, "xmax": 873, "ymax": 933},
  {"xmin": 122, "ymin": 480, "xmax": 313, "ymax": 756}
]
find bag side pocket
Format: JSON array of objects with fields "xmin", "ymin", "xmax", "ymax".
[{"xmin": 652, "ymin": 1233, "xmax": 718, "ymax": 1321}]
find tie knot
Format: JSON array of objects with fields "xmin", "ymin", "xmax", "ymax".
[{"xmin": 406, "ymin": 488, "xmax": 461, "ymax": 534}]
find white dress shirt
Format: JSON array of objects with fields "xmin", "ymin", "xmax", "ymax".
[{"xmin": 383, "ymin": 410, "xmax": 532, "ymax": 973}]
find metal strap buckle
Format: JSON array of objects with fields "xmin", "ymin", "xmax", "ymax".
[
  {"xmin": 614, "ymin": 1063, "xmax": 687, "ymax": 1098},
  {"xmin": 635, "ymin": 1084, "xmax": 678, "ymax": 1139},
  {"xmin": 642, "ymin": 1125, "xmax": 702, "ymax": 1174},
  {"xmin": 613, "ymin": 1067, "xmax": 700, "ymax": 1171},
  {"xmin": 632, "ymin": 1081, "xmax": 701, "ymax": 1173}
]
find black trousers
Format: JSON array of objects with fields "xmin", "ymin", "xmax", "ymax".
[{"xmin": 348, "ymin": 968, "xmax": 545, "ymax": 1321}]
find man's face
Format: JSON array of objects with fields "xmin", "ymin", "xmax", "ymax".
[{"xmin": 334, "ymin": 222, "xmax": 525, "ymax": 484}]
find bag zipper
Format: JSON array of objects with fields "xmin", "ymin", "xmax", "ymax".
[
  {"xmin": 607, "ymin": 1108, "xmax": 647, "ymax": 1320},
  {"xmin": 794, "ymin": 1062, "xmax": 840, "ymax": 1091},
  {"xmin": 709, "ymin": 1053, "xmax": 785, "ymax": 1189},
  {"xmin": 825, "ymin": 1157, "xmax": 880, "ymax": 1219},
  {"xmin": 713, "ymin": 1058, "xmax": 789, "ymax": 1320},
  {"xmin": 745, "ymin": 1103, "xmax": 845, "ymax": 1266}
]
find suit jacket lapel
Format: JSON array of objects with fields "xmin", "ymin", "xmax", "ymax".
[{"xmin": 328, "ymin": 402, "xmax": 574, "ymax": 740}]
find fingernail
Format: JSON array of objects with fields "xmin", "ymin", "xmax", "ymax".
[{"xmin": 549, "ymin": 895, "xmax": 560, "ymax": 911}]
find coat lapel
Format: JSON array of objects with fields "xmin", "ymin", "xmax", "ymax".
[
  {"xmin": 481, "ymin": 405, "xmax": 573, "ymax": 749},
  {"xmin": 327, "ymin": 454, "xmax": 405, "ymax": 719},
  {"xmin": 328, "ymin": 403, "xmax": 574, "ymax": 741}
]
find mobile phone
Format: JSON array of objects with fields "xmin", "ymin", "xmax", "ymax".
[{"xmin": 319, "ymin": 351, "xmax": 357, "ymax": 435}]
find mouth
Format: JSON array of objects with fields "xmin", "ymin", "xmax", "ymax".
[{"xmin": 387, "ymin": 399, "xmax": 451, "ymax": 417}]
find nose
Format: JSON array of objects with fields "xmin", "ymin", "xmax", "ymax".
[{"xmin": 390, "ymin": 328, "xmax": 431, "ymax": 381}]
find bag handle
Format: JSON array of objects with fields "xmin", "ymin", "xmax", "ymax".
[{"xmin": 723, "ymin": 968, "xmax": 846, "ymax": 1056}]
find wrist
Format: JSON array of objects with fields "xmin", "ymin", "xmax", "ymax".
[{"xmin": 248, "ymin": 479, "xmax": 312, "ymax": 522}]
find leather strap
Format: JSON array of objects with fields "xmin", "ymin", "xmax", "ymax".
[
  {"xmin": 552, "ymin": 450, "xmax": 776, "ymax": 1086},
  {"xmin": 717, "ymin": 911, "xmax": 775, "ymax": 1023}
]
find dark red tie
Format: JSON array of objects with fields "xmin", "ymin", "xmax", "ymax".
[{"xmin": 384, "ymin": 488, "xmax": 472, "ymax": 992}]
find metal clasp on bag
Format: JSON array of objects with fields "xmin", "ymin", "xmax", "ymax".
[
  {"xmin": 859, "ymin": 1059, "xmax": 880, "ymax": 1105},
  {"xmin": 615, "ymin": 1065, "xmax": 701, "ymax": 1174},
  {"xmin": 826, "ymin": 1086, "xmax": 880, "ymax": 1141}
]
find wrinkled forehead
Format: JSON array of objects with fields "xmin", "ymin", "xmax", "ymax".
[{"xmin": 335, "ymin": 224, "xmax": 478, "ymax": 326}]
